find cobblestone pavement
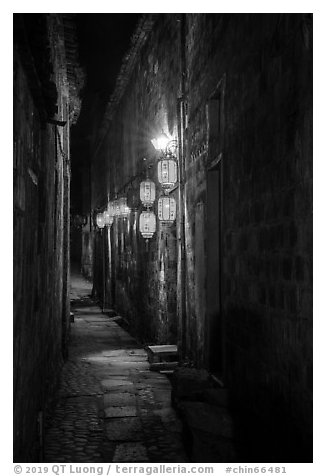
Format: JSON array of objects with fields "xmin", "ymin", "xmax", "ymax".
[{"xmin": 44, "ymin": 272, "xmax": 188, "ymax": 463}]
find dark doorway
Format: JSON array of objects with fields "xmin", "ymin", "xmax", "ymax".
[
  {"xmin": 205, "ymin": 76, "xmax": 225, "ymax": 378},
  {"xmin": 206, "ymin": 160, "xmax": 224, "ymax": 376}
]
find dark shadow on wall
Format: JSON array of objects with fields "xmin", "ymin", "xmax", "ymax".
[{"xmin": 225, "ymin": 306, "xmax": 312, "ymax": 463}]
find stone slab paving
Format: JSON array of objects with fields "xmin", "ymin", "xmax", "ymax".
[{"xmin": 44, "ymin": 273, "xmax": 188, "ymax": 463}]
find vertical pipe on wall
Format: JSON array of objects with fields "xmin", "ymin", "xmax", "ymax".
[
  {"xmin": 102, "ymin": 228, "xmax": 105, "ymax": 311},
  {"xmin": 89, "ymin": 147, "xmax": 92, "ymax": 233},
  {"xmin": 91, "ymin": 217, "xmax": 97, "ymax": 299},
  {"xmin": 107, "ymin": 225, "xmax": 112, "ymax": 307},
  {"xmin": 65, "ymin": 102, "xmax": 71, "ymax": 356},
  {"xmin": 177, "ymin": 13, "xmax": 187, "ymax": 360}
]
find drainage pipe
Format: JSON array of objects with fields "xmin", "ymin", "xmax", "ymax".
[{"xmin": 177, "ymin": 13, "xmax": 187, "ymax": 361}]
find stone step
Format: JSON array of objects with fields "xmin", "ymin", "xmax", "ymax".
[{"xmin": 146, "ymin": 345, "xmax": 178, "ymax": 364}]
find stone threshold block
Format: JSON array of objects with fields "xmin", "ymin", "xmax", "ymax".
[{"xmin": 146, "ymin": 345, "xmax": 178, "ymax": 364}]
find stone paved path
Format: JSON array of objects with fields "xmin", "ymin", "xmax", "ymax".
[{"xmin": 44, "ymin": 271, "xmax": 188, "ymax": 463}]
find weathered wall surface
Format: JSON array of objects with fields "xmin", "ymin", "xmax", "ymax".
[
  {"xmin": 13, "ymin": 14, "xmax": 80, "ymax": 461},
  {"xmin": 81, "ymin": 225, "xmax": 94, "ymax": 279},
  {"xmin": 90, "ymin": 13, "xmax": 312, "ymax": 460},
  {"xmin": 183, "ymin": 13, "xmax": 313, "ymax": 459},
  {"xmin": 91, "ymin": 14, "xmax": 180, "ymax": 344}
]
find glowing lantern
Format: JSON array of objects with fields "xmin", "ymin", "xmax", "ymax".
[
  {"xmin": 103, "ymin": 204, "xmax": 114, "ymax": 227},
  {"xmin": 157, "ymin": 156, "xmax": 177, "ymax": 190},
  {"xmin": 108, "ymin": 201, "xmax": 115, "ymax": 217},
  {"xmin": 96, "ymin": 212, "xmax": 105, "ymax": 229},
  {"xmin": 139, "ymin": 211, "xmax": 156, "ymax": 240},
  {"xmin": 119, "ymin": 197, "xmax": 130, "ymax": 218},
  {"xmin": 140, "ymin": 180, "xmax": 156, "ymax": 208},
  {"xmin": 151, "ymin": 131, "xmax": 170, "ymax": 151},
  {"xmin": 113, "ymin": 199, "xmax": 120, "ymax": 217},
  {"xmin": 158, "ymin": 196, "xmax": 176, "ymax": 223}
]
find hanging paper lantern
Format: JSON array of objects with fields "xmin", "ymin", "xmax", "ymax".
[
  {"xmin": 139, "ymin": 211, "xmax": 156, "ymax": 240},
  {"xmin": 103, "ymin": 205, "xmax": 114, "ymax": 227},
  {"xmin": 158, "ymin": 196, "xmax": 176, "ymax": 223},
  {"xmin": 96, "ymin": 212, "xmax": 105, "ymax": 229},
  {"xmin": 108, "ymin": 201, "xmax": 115, "ymax": 217},
  {"xmin": 113, "ymin": 199, "xmax": 120, "ymax": 217},
  {"xmin": 140, "ymin": 180, "xmax": 156, "ymax": 208},
  {"xmin": 157, "ymin": 156, "xmax": 177, "ymax": 190},
  {"xmin": 119, "ymin": 197, "xmax": 130, "ymax": 218}
]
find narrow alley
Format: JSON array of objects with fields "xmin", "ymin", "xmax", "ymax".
[
  {"xmin": 14, "ymin": 12, "xmax": 313, "ymax": 465},
  {"xmin": 44, "ymin": 271, "xmax": 188, "ymax": 463}
]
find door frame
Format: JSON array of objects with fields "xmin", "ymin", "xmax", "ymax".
[{"xmin": 205, "ymin": 75, "xmax": 226, "ymax": 380}]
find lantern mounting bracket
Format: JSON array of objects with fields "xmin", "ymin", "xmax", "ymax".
[{"xmin": 165, "ymin": 184, "xmax": 179, "ymax": 194}]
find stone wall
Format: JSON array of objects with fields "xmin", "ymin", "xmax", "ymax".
[
  {"xmin": 90, "ymin": 13, "xmax": 312, "ymax": 459},
  {"xmin": 91, "ymin": 14, "xmax": 180, "ymax": 344},
  {"xmin": 183, "ymin": 13, "xmax": 313, "ymax": 460},
  {"xmin": 13, "ymin": 14, "xmax": 80, "ymax": 461}
]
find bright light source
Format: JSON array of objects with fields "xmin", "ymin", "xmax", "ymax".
[
  {"xmin": 119, "ymin": 197, "xmax": 130, "ymax": 218},
  {"xmin": 96, "ymin": 212, "xmax": 105, "ymax": 229},
  {"xmin": 103, "ymin": 205, "xmax": 114, "ymax": 226},
  {"xmin": 112, "ymin": 199, "xmax": 120, "ymax": 217},
  {"xmin": 151, "ymin": 131, "xmax": 170, "ymax": 151}
]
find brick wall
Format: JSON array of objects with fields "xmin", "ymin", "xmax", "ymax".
[
  {"xmin": 13, "ymin": 14, "xmax": 78, "ymax": 461},
  {"xmin": 183, "ymin": 13, "xmax": 312, "ymax": 459},
  {"xmin": 91, "ymin": 14, "xmax": 180, "ymax": 344},
  {"xmin": 90, "ymin": 13, "xmax": 312, "ymax": 459}
]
